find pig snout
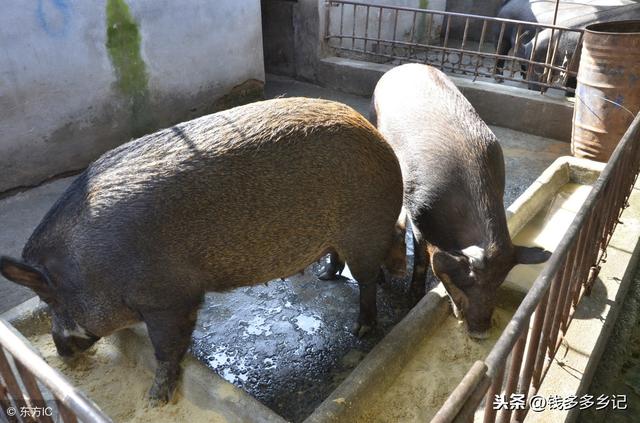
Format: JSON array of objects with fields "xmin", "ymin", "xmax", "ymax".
[
  {"xmin": 52, "ymin": 330, "xmax": 100, "ymax": 357},
  {"xmin": 51, "ymin": 314, "xmax": 100, "ymax": 357},
  {"xmin": 463, "ymin": 306, "xmax": 494, "ymax": 340}
]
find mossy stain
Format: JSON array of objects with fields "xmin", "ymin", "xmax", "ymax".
[{"xmin": 106, "ymin": 0, "xmax": 152, "ymax": 136}]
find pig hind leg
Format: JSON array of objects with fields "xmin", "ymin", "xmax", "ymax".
[
  {"xmin": 142, "ymin": 301, "xmax": 201, "ymax": 405},
  {"xmin": 341, "ymin": 239, "xmax": 389, "ymax": 337},
  {"xmin": 348, "ymin": 261, "xmax": 383, "ymax": 338}
]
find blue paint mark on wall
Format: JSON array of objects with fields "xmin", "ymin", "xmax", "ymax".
[{"xmin": 37, "ymin": 0, "xmax": 70, "ymax": 37}]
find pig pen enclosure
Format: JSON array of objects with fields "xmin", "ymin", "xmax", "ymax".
[
  {"xmin": 323, "ymin": 0, "xmax": 585, "ymax": 94},
  {"xmin": 2, "ymin": 1, "xmax": 640, "ymax": 422}
]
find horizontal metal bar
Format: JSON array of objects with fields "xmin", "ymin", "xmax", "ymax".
[
  {"xmin": 0, "ymin": 319, "xmax": 112, "ymax": 423},
  {"xmin": 327, "ymin": 34, "xmax": 578, "ymax": 76},
  {"xmin": 326, "ymin": 0, "xmax": 584, "ymax": 34},
  {"xmin": 486, "ymin": 111, "xmax": 640, "ymax": 375},
  {"xmin": 329, "ymin": 45, "xmax": 576, "ymax": 92}
]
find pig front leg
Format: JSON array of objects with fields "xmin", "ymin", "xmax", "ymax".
[
  {"xmin": 142, "ymin": 305, "xmax": 199, "ymax": 405},
  {"xmin": 317, "ymin": 250, "xmax": 346, "ymax": 280}
]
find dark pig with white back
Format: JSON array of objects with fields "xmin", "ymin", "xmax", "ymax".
[
  {"xmin": 0, "ymin": 98, "xmax": 403, "ymax": 404},
  {"xmin": 375, "ymin": 64, "xmax": 550, "ymax": 337},
  {"xmin": 321, "ymin": 64, "xmax": 550, "ymax": 338}
]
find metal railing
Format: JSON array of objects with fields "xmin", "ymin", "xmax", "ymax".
[
  {"xmin": 0, "ymin": 318, "xmax": 111, "ymax": 423},
  {"xmin": 324, "ymin": 1, "xmax": 584, "ymax": 93},
  {"xmin": 432, "ymin": 112, "xmax": 640, "ymax": 422}
]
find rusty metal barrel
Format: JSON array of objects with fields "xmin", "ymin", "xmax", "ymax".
[{"xmin": 572, "ymin": 20, "xmax": 640, "ymax": 162}]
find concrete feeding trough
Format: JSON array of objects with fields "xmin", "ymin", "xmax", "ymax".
[
  {"xmin": 1, "ymin": 156, "xmax": 603, "ymax": 423},
  {"xmin": 304, "ymin": 156, "xmax": 604, "ymax": 423},
  {"xmin": 3, "ymin": 300, "xmax": 286, "ymax": 423},
  {"xmin": 503, "ymin": 156, "xmax": 605, "ymax": 296}
]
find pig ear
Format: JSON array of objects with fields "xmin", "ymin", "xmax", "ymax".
[
  {"xmin": 431, "ymin": 248, "xmax": 472, "ymax": 286},
  {"xmin": 514, "ymin": 246, "xmax": 551, "ymax": 265},
  {"xmin": 0, "ymin": 256, "xmax": 54, "ymax": 300}
]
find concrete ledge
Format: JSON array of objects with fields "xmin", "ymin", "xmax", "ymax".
[
  {"xmin": 3, "ymin": 304, "xmax": 286, "ymax": 423},
  {"xmin": 528, "ymin": 181, "xmax": 640, "ymax": 422},
  {"xmin": 506, "ymin": 156, "xmax": 605, "ymax": 237},
  {"xmin": 112, "ymin": 327, "xmax": 287, "ymax": 423},
  {"xmin": 316, "ymin": 56, "xmax": 574, "ymax": 142},
  {"xmin": 304, "ymin": 284, "xmax": 451, "ymax": 423}
]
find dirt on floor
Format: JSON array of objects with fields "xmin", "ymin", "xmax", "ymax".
[
  {"xmin": 355, "ymin": 307, "xmax": 514, "ymax": 423},
  {"xmin": 29, "ymin": 334, "xmax": 227, "ymax": 423}
]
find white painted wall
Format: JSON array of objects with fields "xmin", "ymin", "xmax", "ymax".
[{"xmin": 0, "ymin": 0, "xmax": 264, "ymax": 192}]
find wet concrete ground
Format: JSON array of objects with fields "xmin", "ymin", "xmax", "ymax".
[
  {"xmin": 191, "ymin": 266, "xmax": 418, "ymax": 422},
  {"xmin": 0, "ymin": 76, "xmax": 569, "ymax": 422}
]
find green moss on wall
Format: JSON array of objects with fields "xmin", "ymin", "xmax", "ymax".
[{"xmin": 106, "ymin": 0, "xmax": 153, "ymax": 137}]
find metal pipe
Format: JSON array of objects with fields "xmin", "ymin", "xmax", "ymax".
[
  {"xmin": 514, "ymin": 287, "xmax": 549, "ymax": 421},
  {"xmin": 376, "ymin": 6, "xmax": 382, "ymax": 53},
  {"xmin": 486, "ymin": 120, "xmax": 640, "ymax": 376},
  {"xmin": 364, "ymin": 5, "xmax": 370, "ymax": 53},
  {"xmin": 330, "ymin": 40, "xmax": 576, "ymax": 93},
  {"xmin": 408, "ymin": 11, "xmax": 418, "ymax": 59},
  {"xmin": 441, "ymin": 15, "xmax": 452, "ymax": 68},
  {"xmin": 432, "ymin": 361, "xmax": 488, "ymax": 423},
  {"xmin": 328, "ymin": 0, "xmax": 580, "ymax": 32},
  {"xmin": 483, "ymin": 364, "xmax": 506, "ymax": 423},
  {"xmin": 325, "ymin": 1, "xmax": 583, "ymax": 93},
  {"xmin": 351, "ymin": 3, "xmax": 357, "ymax": 50},
  {"xmin": 0, "ymin": 319, "xmax": 112, "ymax": 423},
  {"xmin": 496, "ymin": 327, "xmax": 528, "ymax": 423}
]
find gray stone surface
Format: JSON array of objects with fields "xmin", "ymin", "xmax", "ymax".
[
  {"xmin": 0, "ymin": 0, "xmax": 264, "ymax": 193},
  {"xmin": 0, "ymin": 177, "xmax": 78, "ymax": 314},
  {"xmin": 0, "ymin": 76, "xmax": 568, "ymax": 422}
]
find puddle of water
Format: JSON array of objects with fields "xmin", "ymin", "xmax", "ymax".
[
  {"xmin": 506, "ymin": 183, "xmax": 592, "ymax": 292},
  {"xmin": 294, "ymin": 315, "xmax": 323, "ymax": 335},
  {"xmin": 190, "ymin": 269, "xmax": 415, "ymax": 423}
]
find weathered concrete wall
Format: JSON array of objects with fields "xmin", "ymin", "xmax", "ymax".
[
  {"xmin": 317, "ymin": 57, "xmax": 574, "ymax": 142},
  {"xmin": 262, "ymin": 0, "xmax": 296, "ymax": 76},
  {"xmin": 445, "ymin": 0, "xmax": 504, "ymax": 41},
  {"xmin": 261, "ymin": 0, "xmax": 323, "ymax": 80},
  {"xmin": 262, "ymin": 0, "xmax": 447, "ymax": 79},
  {"xmin": 0, "ymin": 0, "xmax": 265, "ymax": 193}
]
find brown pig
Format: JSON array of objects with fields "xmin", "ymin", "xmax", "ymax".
[
  {"xmin": 0, "ymin": 97, "xmax": 403, "ymax": 404},
  {"xmin": 320, "ymin": 64, "xmax": 550, "ymax": 338}
]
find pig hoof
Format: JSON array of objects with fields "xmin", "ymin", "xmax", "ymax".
[
  {"xmin": 148, "ymin": 382, "xmax": 173, "ymax": 407},
  {"xmin": 317, "ymin": 267, "xmax": 337, "ymax": 280},
  {"xmin": 317, "ymin": 262, "xmax": 344, "ymax": 281},
  {"xmin": 351, "ymin": 322, "xmax": 375, "ymax": 338},
  {"xmin": 409, "ymin": 286, "xmax": 426, "ymax": 305}
]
